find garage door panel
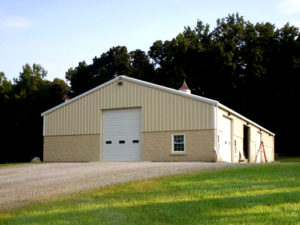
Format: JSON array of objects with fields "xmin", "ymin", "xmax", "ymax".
[
  {"xmin": 103, "ymin": 108, "xmax": 141, "ymax": 162},
  {"xmin": 103, "ymin": 151, "xmax": 141, "ymax": 162},
  {"xmin": 104, "ymin": 135, "xmax": 141, "ymax": 140},
  {"xmin": 103, "ymin": 119, "xmax": 140, "ymax": 127},
  {"xmin": 103, "ymin": 128, "xmax": 140, "ymax": 135}
]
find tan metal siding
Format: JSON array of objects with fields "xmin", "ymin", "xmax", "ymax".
[{"xmin": 44, "ymin": 80, "xmax": 213, "ymax": 136}]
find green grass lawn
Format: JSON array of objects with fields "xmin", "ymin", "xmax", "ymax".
[
  {"xmin": 0, "ymin": 162, "xmax": 42, "ymax": 167},
  {"xmin": 276, "ymin": 156, "xmax": 300, "ymax": 162},
  {"xmin": 1, "ymin": 164, "xmax": 299, "ymax": 225}
]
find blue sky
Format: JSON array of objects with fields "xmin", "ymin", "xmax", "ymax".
[{"xmin": 1, "ymin": 0, "xmax": 300, "ymax": 81}]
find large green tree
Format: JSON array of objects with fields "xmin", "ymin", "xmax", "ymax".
[
  {"xmin": 66, "ymin": 46, "xmax": 155, "ymax": 96},
  {"xmin": 0, "ymin": 64, "xmax": 68, "ymax": 163},
  {"xmin": 148, "ymin": 14, "xmax": 299, "ymax": 155},
  {"xmin": 64, "ymin": 14, "xmax": 299, "ymax": 155}
]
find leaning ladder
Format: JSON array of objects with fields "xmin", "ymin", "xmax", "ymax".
[{"xmin": 254, "ymin": 141, "xmax": 268, "ymax": 163}]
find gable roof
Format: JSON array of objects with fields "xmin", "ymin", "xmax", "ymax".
[
  {"xmin": 41, "ymin": 75, "xmax": 274, "ymax": 136},
  {"xmin": 41, "ymin": 75, "xmax": 218, "ymax": 116}
]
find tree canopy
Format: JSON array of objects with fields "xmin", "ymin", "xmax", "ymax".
[
  {"xmin": 0, "ymin": 64, "xmax": 68, "ymax": 163},
  {"xmin": 66, "ymin": 46, "xmax": 155, "ymax": 97}
]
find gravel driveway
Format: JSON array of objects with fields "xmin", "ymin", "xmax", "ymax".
[{"xmin": 0, "ymin": 162, "xmax": 245, "ymax": 211}]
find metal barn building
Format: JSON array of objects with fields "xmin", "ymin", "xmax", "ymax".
[{"xmin": 42, "ymin": 75, "xmax": 275, "ymax": 163}]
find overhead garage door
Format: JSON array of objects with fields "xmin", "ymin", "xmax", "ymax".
[
  {"xmin": 220, "ymin": 117, "xmax": 232, "ymax": 162},
  {"xmin": 102, "ymin": 108, "xmax": 141, "ymax": 162}
]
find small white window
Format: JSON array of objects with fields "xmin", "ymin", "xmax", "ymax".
[{"xmin": 172, "ymin": 134, "xmax": 185, "ymax": 152}]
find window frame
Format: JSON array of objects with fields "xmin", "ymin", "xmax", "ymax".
[{"xmin": 171, "ymin": 134, "xmax": 185, "ymax": 154}]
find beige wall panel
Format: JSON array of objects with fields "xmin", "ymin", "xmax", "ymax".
[
  {"xmin": 142, "ymin": 130, "xmax": 216, "ymax": 162},
  {"xmin": 217, "ymin": 107, "xmax": 274, "ymax": 163},
  {"xmin": 262, "ymin": 131, "xmax": 275, "ymax": 162},
  {"xmin": 262, "ymin": 131, "xmax": 274, "ymax": 148},
  {"xmin": 44, "ymin": 135, "xmax": 100, "ymax": 162},
  {"xmin": 44, "ymin": 80, "xmax": 213, "ymax": 136}
]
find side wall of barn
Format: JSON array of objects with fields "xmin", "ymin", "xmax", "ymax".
[{"xmin": 217, "ymin": 107, "xmax": 275, "ymax": 163}]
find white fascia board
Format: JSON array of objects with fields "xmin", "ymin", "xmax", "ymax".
[
  {"xmin": 41, "ymin": 76, "xmax": 120, "ymax": 116},
  {"xmin": 119, "ymin": 75, "xmax": 219, "ymax": 106},
  {"xmin": 218, "ymin": 103, "xmax": 275, "ymax": 136}
]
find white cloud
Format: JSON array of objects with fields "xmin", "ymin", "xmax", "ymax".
[
  {"xmin": 0, "ymin": 12, "xmax": 32, "ymax": 29},
  {"xmin": 277, "ymin": 0, "xmax": 300, "ymax": 15}
]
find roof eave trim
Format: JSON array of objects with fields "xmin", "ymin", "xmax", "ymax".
[{"xmin": 218, "ymin": 103, "xmax": 275, "ymax": 136}]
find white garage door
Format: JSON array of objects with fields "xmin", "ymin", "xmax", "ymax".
[
  {"xmin": 102, "ymin": 108, "xmax": 141, "ymax": 162},
  {"xmin": 220, "ymin": 117, "xmax": 232, "ymax": 162}
]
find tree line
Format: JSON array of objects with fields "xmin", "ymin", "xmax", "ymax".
[
  {"xmin": 1, "ymin": 14, "xmax": 299, "ymax": 162},
  {"xmin": 0, "ymin": 65, "xmax": 68, "ymax": 163}
]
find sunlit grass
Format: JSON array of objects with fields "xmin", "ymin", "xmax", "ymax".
[{"xmin": 1, "ymin": 164, "xmax": 300, "ymax": 225}]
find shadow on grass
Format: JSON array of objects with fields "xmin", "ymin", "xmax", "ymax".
[{"xmin": 3, "ymin": 189, "xmax": 300, "ymax": 225}]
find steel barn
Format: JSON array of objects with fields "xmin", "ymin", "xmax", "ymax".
[{"xmin": 42, "ymin": 75, "xmax": 275, "ymax": 163}]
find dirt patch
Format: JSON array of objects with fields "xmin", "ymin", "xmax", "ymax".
[{"xmin": 0, "ymin": 162, "xmax": 246, "ymax": 211}]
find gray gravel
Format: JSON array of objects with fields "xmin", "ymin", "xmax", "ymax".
[{"xmin": 0, "ymin": 162, "xmax": 246, "ymax": 211}]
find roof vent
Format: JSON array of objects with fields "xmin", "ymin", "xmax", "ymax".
[{"xmin": 179, "ymin": 80, "xmax": 191, "ymax": 94}]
